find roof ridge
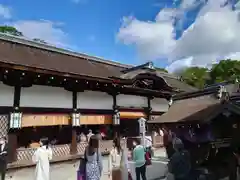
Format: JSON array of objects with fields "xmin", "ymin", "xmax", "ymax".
[{"xmin": 0, "ymin": 32, "xmax": 132, "ymax": 68}]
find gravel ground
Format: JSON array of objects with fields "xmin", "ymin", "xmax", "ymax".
[{"xmin": 5, "ymin": 148, "xmax": 168, "ymax": 180}]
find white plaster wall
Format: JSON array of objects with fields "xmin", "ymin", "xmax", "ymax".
[
  {"xmin": 77, "ymin": 91, "xmax": 113, "ymax": 110},
  {"xmin": 151, "ymin": 98, "xmax": 169, "ymax": 112},
  {"xmin": 0, "ymin": 82, "xmax": 14, "ymax": 106},
  {"xmin": 116, "ymin": 94, "xmax": 148, "ymax": 108},
  {"xmin": 20, "ymin": 85, "xmax": 72, "ymax": 108}
]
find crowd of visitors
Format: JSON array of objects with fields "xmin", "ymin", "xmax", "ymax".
[
  {"xmin": 4, "ymin": 124, "xmax": 240, "ymax": 180},
  {"xmin": 0, "ymin": 129, "xmax": 189, "ymax": 180}
]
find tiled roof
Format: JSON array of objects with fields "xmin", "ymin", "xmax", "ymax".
[
  {"xmin": 149, "ymin": 95, "xmax": 221, "ymax": 123},
  {"xmin": 0, "ymin": 33, "xmax": 195, "ymax": 93},
  {"xmin": 0, "ymin": 33, "xmax": 130, "ymax": 79}
]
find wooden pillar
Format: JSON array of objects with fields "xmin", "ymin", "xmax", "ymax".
[
  {"xmin": 70, "ymin": 91, "xmax": 78, "ymax": 155},
  {"xmin": 8, "ymin": 129, "xmax": 18, "ymax": 163},
  {"xmin": 70, "ymin": 127, "xmax": 77, "ymax": 155},
  {"xmin": 8, "ymin": 86, "xmax": 21, "ymax": 162}
]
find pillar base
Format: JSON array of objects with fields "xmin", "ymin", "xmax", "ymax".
[
  {"xmin": 70, "ymin": 128, "xmax": 77, "ymax": 155},
  {"xmin": 8, "ymin": 129, "xmax": 18, "ymax": 163}
]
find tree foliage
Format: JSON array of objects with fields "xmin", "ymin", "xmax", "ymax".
[
  {"xmin": 0, "ymin": 26, "xmax": 46, "ymax": 43},
  {"xmin": 180, "ymin": 67, "xmax": 209, "ymax": 89},
  {"xmin": 0, "ymin": 26, "xmax": 23, "ymax": 36},
  {"xmin": 179, "ymin": 60, "xmax": 240, "ymax": 88},
  {"xmin": 209, "ymin": 60, "xmax": 240, "ymax": 84}
]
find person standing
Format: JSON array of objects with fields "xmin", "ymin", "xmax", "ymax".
[
  {"xmin": 168, "ymin": 138, "xmax": 191, "ymax": 180},
  {"xmin": 108, "ymin": 138, "xmax": 129, "ymax": 180},
  {"xmin": 32, "ymin": 138, "xmax": 53, "ymax": 180},
  {"xmin": 100, "ymin": 126, "xmax": 107, "ymax": 140},
  {"xmin": 85, "ymin": 135, "xmax": 103, "ymax": 180},
  {"xmin": 0, "ymin": 137, "xmax": 7, "ymax": 180},
  {"xmin": 96, "ymin": 130, "xmax": 102, "ymax": 141},
  {"xmin": 79, "ymin": 132, "xmax": 87, "ymax": 143},
  {"xmin": 162, "ymin": 126, "xmax": 174, "ymax": 158},
  {"xmin": 133, "ymin": 139, "xmax": 146, "ymax": 180},
  {"xmin": 145, "ymin": 133, "xmax": 153, "ymax": 158},
  {"xmin": 87, "ymin": 129, "xmax": 94, "ymax": 142}
]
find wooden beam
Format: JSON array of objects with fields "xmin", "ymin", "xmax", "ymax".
[
  {"xmin": 13, "ymin": 86, "xmax": 21, "ymax": 109},
  {"xmin": 72, "ymin": 91, "xmax": 77, "ymax": 110},
  {"xmin": 70, "ymin": 91, "xmax": 78, "ymax": 155},
  {"xmin": 0, "ymin": 62, "xmax": 112, "ymax": 83}
]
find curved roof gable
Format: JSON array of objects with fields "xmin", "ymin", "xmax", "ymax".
[{"xmin": 120, "ymin": 67, "xmax": 197, "ymax": 92}]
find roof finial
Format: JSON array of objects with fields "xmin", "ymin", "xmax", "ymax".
[{"xmin": 147, "ymin": 62, "xmax": 154, "ymax": 69}]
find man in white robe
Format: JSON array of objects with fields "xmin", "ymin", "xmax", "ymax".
[{"xmin": 32, "ymin": 139, "xmax": 52, "ymax": 180}]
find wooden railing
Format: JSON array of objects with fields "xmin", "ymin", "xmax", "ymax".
[{"xmin": 15, "ymin": 140, "xmax": 113, "ymax": 165}]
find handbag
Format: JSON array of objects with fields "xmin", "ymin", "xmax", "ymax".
[{"xmin": 145, "ymin": 151, "xmax": 152, "ymax": 166}]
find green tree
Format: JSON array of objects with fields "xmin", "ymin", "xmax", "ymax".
[
  {"xmin": 0, "ymin": 26, "xmax": 23, "ymax": 36},
  {"xmin": 180, "ymin": 67, "xmax": 209, "ymax": 89},
  {"xmin": 209, "ymin": 60, "xmax": 240, "ymax": 83}
]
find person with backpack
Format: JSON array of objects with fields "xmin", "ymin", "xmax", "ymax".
[
  {"xmin": 168, "ymin": 138, "xmax": 191, "ymax": 180},
  {"xmin": 133, "ymin": 139, "xmax": 147, "ymax": 180}
]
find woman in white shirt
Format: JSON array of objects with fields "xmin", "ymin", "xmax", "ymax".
[{"xmin": 108, "ymin": 138, "xmax": 129, "ymax": 180}]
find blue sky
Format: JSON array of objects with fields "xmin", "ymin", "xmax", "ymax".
[
  {"xmin": 0, "ymin": 0, "xmax": 184, "ymax": 67},
  {"xmin": 0, "ymin": 0, "xmax": 240, "ymax": 72}
]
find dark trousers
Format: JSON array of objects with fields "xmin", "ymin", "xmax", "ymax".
[
  {"xmin": 0, "ymin": 164, "xmax": 6, "ymax": 180},
  {"xmin": 166, "ymin": 143, "xmax": 174, "ymax": 158},
  {"xmin": 135, "ymin": 164, "xmax": 146, "ymax": 180}
]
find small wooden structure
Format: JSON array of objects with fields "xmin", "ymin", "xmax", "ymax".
[{"xmin": 148, "ymin": 82, "xmax": 240, "ymax": 179}]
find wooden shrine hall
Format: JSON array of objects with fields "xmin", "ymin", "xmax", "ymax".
[
  {"xmin": 148, "ymin": 82, "xmax": 240, "ymax": 179},
  {"xmin": 0, "ymin": 33, "xmax": 194, "ymax": 167},
  {"xmin": 148, "ymin": 82, "xmax": 240, "ymax": 125},
  {"xmin": 148, "ymin": 82, "xmax": 240, "ymax": 147}
]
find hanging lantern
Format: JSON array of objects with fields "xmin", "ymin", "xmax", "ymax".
[
  {"xmin": 9, "ymin": 112, "xmax": 22, "ymax": 129},
  {"xmin": 113, "ymin": 110, "xmax": 120, "ymax": 125},
  {"xmin": 72, "ymin": 113, "xmax": 81, "ymax": 127}
]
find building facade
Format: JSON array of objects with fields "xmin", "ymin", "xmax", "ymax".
[{"xmin": 0, "ymin": 33, "xmax": 194, "ymax": 167}]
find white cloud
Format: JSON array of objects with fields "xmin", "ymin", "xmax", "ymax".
[
  {"xmin": 0, "ymin": 4, "xmax": 11, "ymax": 19},
  {"xmin": 166, "ymin": 57, "xmax": 193, "ymax": 73},
  {"xmin": 117, "ymin": 0, "xmax": 240, "ymax": 72},
  {"xmin": 0, "ymin": 5, "xmax": 74, "ymax": 50},
  {"xmin": 223, "ymin": 52, "xmax": 240, "ymax": 60},
  {"xmin": 12, "ymin": 20, "xmax": 69, "ymax": 48},
  {"xmin": 117, "ymin": 15, "xmax": 176, "ymax": 60}
]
